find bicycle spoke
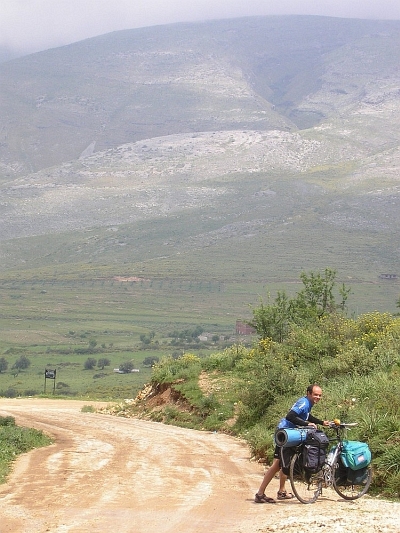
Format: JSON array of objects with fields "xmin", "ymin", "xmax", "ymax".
[
  {"xmin": 289, "ymin": 451, "xmax": 322, "ymax": 504},
  {"xmin": 332, "ymin": 462, "xmax": 372, "ymax": 500}
]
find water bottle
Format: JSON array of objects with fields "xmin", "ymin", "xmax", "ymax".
[{"xmin": 326, "ymin": 447, "xmax": 335, "ymax": 466}]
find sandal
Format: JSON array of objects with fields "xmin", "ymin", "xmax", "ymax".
[
  {"xmin": 277, "ymin": 490, "xmax": 293, "ymax": 500},
  {"xmin": 254, "ymin": 493, "xmax": 276, "ymax": 504}
]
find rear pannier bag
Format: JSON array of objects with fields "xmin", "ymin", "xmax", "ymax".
[
  {"xmin": 280, "ymin": 446, "xmax": 296, "ymax": 476},
  {"xmin": 303, "ymin": 429, "xmax": 330, "ymax": 473},
  {"xmin": 347, "ymin": 466, "xmax": 369, "ymax": 484},
  {"xmin": 341, "ymin": 441, "xmax": 372, "ymax": 471}
]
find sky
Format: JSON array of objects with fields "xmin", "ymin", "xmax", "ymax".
[{"xmin": 1, "ymin": 0, "xmax": 400, "ymax": 57}]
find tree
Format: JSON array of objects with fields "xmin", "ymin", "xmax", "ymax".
[
  {"xmin": 12, "ymin": 355, "xmax": 31, "ymax": 372},
  {"xmin": 0, "ymin": 357, "xmax": 8, "ymax": 373},
  {"xmin": 97, "ymin": 358, "xmax": 111, "ymax": 370},
  {"xmin": 250, "ymin": 269, "xmax": 350, "ymax": 342},
  {"xmin": 119, "ymin": 360, "xmax": 135, "ymax": 373},
  {"xmin": 84, "ymin": 357, "xmax": 97, "ymax": 370},
  {"xmin": 140, "ymin": 334, "xmax": 151, "ymax": 345},
  {"xmin": 142, "ymin": 356, "xmax": 159, "ymax": 367},
  {"xmin": 291, "ymin": 268, "xmax": 339, "ymax": 320},
  {"xmin": 251, "ymin": 291, "xmax": 291, "ymax": 342},
  {"xmin": 88, "ymin": 339, "xmax": 97, "ymax": 351}
]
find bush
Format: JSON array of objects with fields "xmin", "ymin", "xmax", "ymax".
[
  {"xmin": 3, "ymin": 388, "xmax": 18, "ymax": 398},
  {"xmin": 244, "ymin": 422, "xmax": 275, "ymax": 461},
  {"xmin": 202, "ymin": 345, "xmax": 247, "ymax": 372},
  {"xmin": 235, "ymin": 344, "xmax": 300, "ymax": 428},
  {"xmin": 84, "ymin": 357, "xmax": 97, "ymax": 370},
  {"xmin": 119, "ymin": 361, "xmax": 136, "ymax": 373},
  {"xmin": 151, "ymin": 353, "xmax": 201, "ymax": 384},
  {"xmin": 23, "ymin": 389, "xmax": 38, "ymax": 396},
  {"xmin": 0, "ymin": 416, "xmax": 15, "ymax": 427}
]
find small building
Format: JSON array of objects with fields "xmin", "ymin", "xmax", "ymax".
[
  {"xmin": 236, "ymin": 320, "xmax": 256, "ymax": 336},
  {"xmin": 379, "ymin": 274, "xmax": 398, "ymax": 280}
]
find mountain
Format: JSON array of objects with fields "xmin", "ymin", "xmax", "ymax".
[
  {"xmin": 1, "ymin": 15, "xmax": 400, "ymax": 319},
  {"xmin": 2, "ymin": 15, "xmax": 400, "ymax": 176}
]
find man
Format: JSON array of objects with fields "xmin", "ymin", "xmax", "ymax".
[{"xmin": 254, "ymin": 384, "xmax": 330, "ymax": 503}]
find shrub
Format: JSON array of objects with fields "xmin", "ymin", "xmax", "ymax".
[
  {"xmin": 0, "ymin": 424, "xmax": 52, "ymax": 483},
  {"xmin": 81, "ymin": 405, "xmax": 96, "ymax": 413},
  {"xmin": 84, "ymin": 357, "xmax": 97, "ymax": 370},
  {"xmin": 151, "ymin": 353, "xmax": 201, "ymax": 384},
  {"xmin": 244, "ymin": 422, "xmax": 275, "ymax": 461},
  {"xmin": 23, "ymin": 389, "xmax": 38, "ymax": 396},
  {"xmin": 119, "ymin": 361, "xmax": 136, "ymax": 373},
  {"xmin": 0, "ymin": 416, "xmax": 15, "ymax": 427},
  {"xmin": 202, "ymin": 345, "xmax": 247, "ymax": 372},
  {"xmin": 235, "ymin": 344, "xmax": 300, "ymax": 429},
  {"xmin": 3, "ymin": 388, "xmax": 18, "ymax": 398},
  {"xmin": 334, "ymin": 343, "xmax": 376, "ymax": 376}
]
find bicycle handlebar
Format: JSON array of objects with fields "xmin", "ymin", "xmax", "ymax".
[{"xmin": 328, "ymin": 421, "xmax": 358, "ymax": 429}]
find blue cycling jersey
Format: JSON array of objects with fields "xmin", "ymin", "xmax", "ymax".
[{"xmin": 277, "ymin": 396, "xmax": 313, "ymax": 429}]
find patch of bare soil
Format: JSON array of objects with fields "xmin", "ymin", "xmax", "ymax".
[{"xmin": 0, "ymin": 398, "xmax": 399, "ymax": 533}]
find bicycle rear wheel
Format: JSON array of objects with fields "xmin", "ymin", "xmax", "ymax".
[
  {"xmin": 289, "ymin": 451, "xmax": 322, "ymax": 504},
  {"xmin": 332, "ymin": 462, "xmax": 372, "ymax": 500}
]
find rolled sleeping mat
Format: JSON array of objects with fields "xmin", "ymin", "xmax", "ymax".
[{"xmin": 275, "ymin": 427, "xmax": 309, "ymax": 447}]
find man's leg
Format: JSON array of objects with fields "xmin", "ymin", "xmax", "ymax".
[{"xmin": 256, "ymin": 458, "xmax": 281, "ymax": 497}]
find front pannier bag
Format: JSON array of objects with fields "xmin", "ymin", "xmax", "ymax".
[
  {"xmin": 303, "ymin": 429, "xmax": 330, "ymax": 473},
  {"xmin": 341, "ymin": 441, "xmax": 372, "ymax": 471}
]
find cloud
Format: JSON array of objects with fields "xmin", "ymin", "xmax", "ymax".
[{"xmin": 1, "ymin": 0, "xmax": 400, "ymax": 57}]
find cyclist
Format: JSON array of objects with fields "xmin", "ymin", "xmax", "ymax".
[{"xmin": 254, "ymin": 384, "xmax": 330, "ymax": 503}]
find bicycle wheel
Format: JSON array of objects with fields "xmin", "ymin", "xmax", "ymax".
[
  {"xmin": 332, "ymin": 462, "xmax": 372, "ymax": 500},
  {"xmin": 289, "ymin": 451, "xmax": 322, "ymax": 504}
]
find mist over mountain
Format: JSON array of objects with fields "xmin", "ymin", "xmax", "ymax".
[{"xmin": 1, "ymin": 15, "xmax": 400, "ymax": 314}]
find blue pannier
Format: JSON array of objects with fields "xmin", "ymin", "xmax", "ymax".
[{"xmin": 341, "ymin": 440, "xmax": 371, "ymax": 471}]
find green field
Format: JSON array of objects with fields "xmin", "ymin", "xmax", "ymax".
[
  {"xmin": 0, "ymin": 275, "xmax": 245, "ymax": 399},
  {"xmin": 0, "ymin": 262, "xmax": 398, "ymax": 400}
]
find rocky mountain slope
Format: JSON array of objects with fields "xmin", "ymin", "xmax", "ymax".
[{"xmin": 1, "ymin": 16, "xmax": 400, "ymax": 176}]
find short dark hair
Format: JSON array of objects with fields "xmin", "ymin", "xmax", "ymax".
[{"xmin": 306, "ymin": 384, "xmax": 321, "ymax": 395}]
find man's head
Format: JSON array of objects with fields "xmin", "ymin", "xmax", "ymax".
[{"xmin": 306, "ymin": 384, "xmax": 323, "ymax": 405}]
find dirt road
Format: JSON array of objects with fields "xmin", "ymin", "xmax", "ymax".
[{"xmin": 0, "ymin": 399, "xmax": 399, "ymax": 533}]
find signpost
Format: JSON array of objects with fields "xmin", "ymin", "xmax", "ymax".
[{"xmin": 44, "ymin": 369, "xmax": 56, "ymax": 394}]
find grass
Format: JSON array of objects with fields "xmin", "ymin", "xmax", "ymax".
[
  {"xmin": 0, "ymin": 416, "xmax": 52, "ymax": 483},
  {"xmin": 0, "ymin": 345, "xmax": 153, "ymax": 400}
]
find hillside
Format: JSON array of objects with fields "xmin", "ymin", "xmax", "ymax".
[
  {"xmin": 0, "ymin": 15, "xmax": 400, "ymax": 333},
  {"xmin": 2, "ymin": 15, "xmax": 400, "ymax": 176}
]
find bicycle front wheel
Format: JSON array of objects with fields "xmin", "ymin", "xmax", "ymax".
[
  {"xmin": 289, "ymin": 451, "xmax": 322, "ymax": 504},
  {"xmin": 332, "ymin": 462, "xmax": 372, "ymax": 500}
]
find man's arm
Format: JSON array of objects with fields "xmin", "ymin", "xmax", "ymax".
[
  {"xmin": 286, "ymin": 410, "xmax": 310, "ymax": 427},
  {"xmin": 286, "ymin": 410, "xmax": 325, "ymax": 427},
  {"xmin": 308, "ymin": 414, "xmax": 324, "ymax": 425}
]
